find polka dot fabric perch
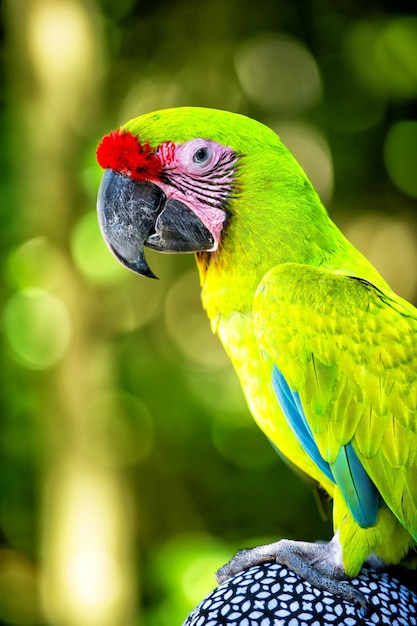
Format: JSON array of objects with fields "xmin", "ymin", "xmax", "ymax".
[{"xmin": 183, "ymin": 563, "xmax": 417, "ymax": 626}]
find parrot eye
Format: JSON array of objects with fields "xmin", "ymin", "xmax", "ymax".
[
  {"xmin": 193, "ymin": 146, "xmax": 211, "ymax": 164},
  {"xmin": 176, "ymin": 139, "xmax": 219, "ymax": 173}
]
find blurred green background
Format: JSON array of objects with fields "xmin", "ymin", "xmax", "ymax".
[{"xmin": 1, "ymin": 0, "xmax": 417, "ymax": 624}]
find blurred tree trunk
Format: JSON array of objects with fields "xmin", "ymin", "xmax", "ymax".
[{"xmin": 6, "ymin": 1, "xmax": 138, "ymax": 624}]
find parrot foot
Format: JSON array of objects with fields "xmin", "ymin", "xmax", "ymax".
[{"xmin": 215, "ymin": 536, "xmax": 367, "ymax": 614}]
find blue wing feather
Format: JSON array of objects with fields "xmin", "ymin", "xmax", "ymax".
[
  {"xmin": 272, "ymin": 366, "xmax": 334, "ymax": 482},
  {"xmin": 331, "ymin": 443, "xmax": 380, "ymax": 528},
  {"xmin": 272, "ymin": 365, "xmax": 380, "ymax": 528}
]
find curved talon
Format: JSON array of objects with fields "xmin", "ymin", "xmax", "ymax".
[
  {"xmin": 340, "ymin": 581, "xmax": 368, "ymax": 615},
  {"xmin": 215, "ymin": 538, "xmax": 368, "ymax": 614}
]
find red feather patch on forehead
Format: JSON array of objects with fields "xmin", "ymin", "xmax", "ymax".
[{"xmin": 96, "ymin": 130, "xmax": 162, "ymax": 181}]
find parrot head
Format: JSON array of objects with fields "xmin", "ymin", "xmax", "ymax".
[{"xmin": 96, "ymin": 107, "xmax": 329, "ymax": 281}]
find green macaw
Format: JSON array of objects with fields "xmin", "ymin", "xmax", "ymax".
[{"xmin": 96, "ymin": 107, "xmax": 417, "ymax": 606}]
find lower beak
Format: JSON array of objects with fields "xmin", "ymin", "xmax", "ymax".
[{"xmin": 97, "ymin": 169, "xmax": 215, "ymax": 279}]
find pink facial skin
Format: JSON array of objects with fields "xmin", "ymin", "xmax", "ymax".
[
  {"xmin": 97, "ymin": 131, "xmax": 239, "ymax": 248},
  {"xmin": 156, "ymin": 138, "xmax": 238, "ymax": 248}
]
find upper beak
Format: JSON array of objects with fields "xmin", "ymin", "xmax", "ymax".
[{"xmin": 97, "ymin": 169, "xmax": 215, "ymax": 279}]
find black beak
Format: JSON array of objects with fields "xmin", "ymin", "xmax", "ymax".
[{"xmin": 97, "ymin": 169, "xmax": 215, "ymax": 279}]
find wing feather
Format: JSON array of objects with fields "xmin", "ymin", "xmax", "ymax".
[{"xmin": 253, "ymin": 262, "xmax": 417, "ymax": 539}]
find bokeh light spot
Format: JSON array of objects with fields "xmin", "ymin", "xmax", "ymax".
[
  {"xmin": 6, "ymin": 238, "xmax": 67, "ymax": 291},
  {"xmin": 375, "ymin": 17, "xmax": 417, "ymax": 100},
  {"xmin": 3, "ymin": 289, "xmax": 71, "ymax": 370},
  {"xmin": 71, "ymin": 211, "xmax": 127, "ymax": 284},
  {"xmin": 164, "ymin": 271, "xmax": 229, "ymax": 369},
  {"xmin": 275, "ymin": 122, "xmax": 333, "ymax": 202},
  {"xmin": 186, "ymin": 368, "xmax": 247, "ymax": 417},
  {"xmin": 235, "ymin": 35, "xmax": 321, "ymax": 113},
  {"xmin": 383, "ymin": 121, "xmax": 417, "ymax": 198},
  {"xmin": 64, "ymin": 551, "xmax": 122, "ymax": 609},
  {"xmin": 29, "ymin": 0, "xmax": 94, "ymax": 87},
  {"xmin": 344, "ymin": 20, "xmax": 384, "ymax": 97},
  {"xmin": 154, "ymin": 533, "xmax": 230, "ymax": 611},
  {"xmin": 346, "ymin": 17, "xmax": 417, "ymax": 101},
  {"xmin": 42, "ymin": 464, "xmax": 133, "ymax": 626}
]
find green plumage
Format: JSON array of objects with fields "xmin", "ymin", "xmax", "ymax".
[
  {"xmin": 103, "ymin": 107, "xmax": 417, "ymax": 578},
  {"xmin": 254, "ymin": 264, "xmax": 417, "ymax": 570}
]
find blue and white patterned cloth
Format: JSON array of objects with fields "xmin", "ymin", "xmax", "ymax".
[{"xmin": 183, "ymin": 563, "xmax": 417, "ymax": 626}]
